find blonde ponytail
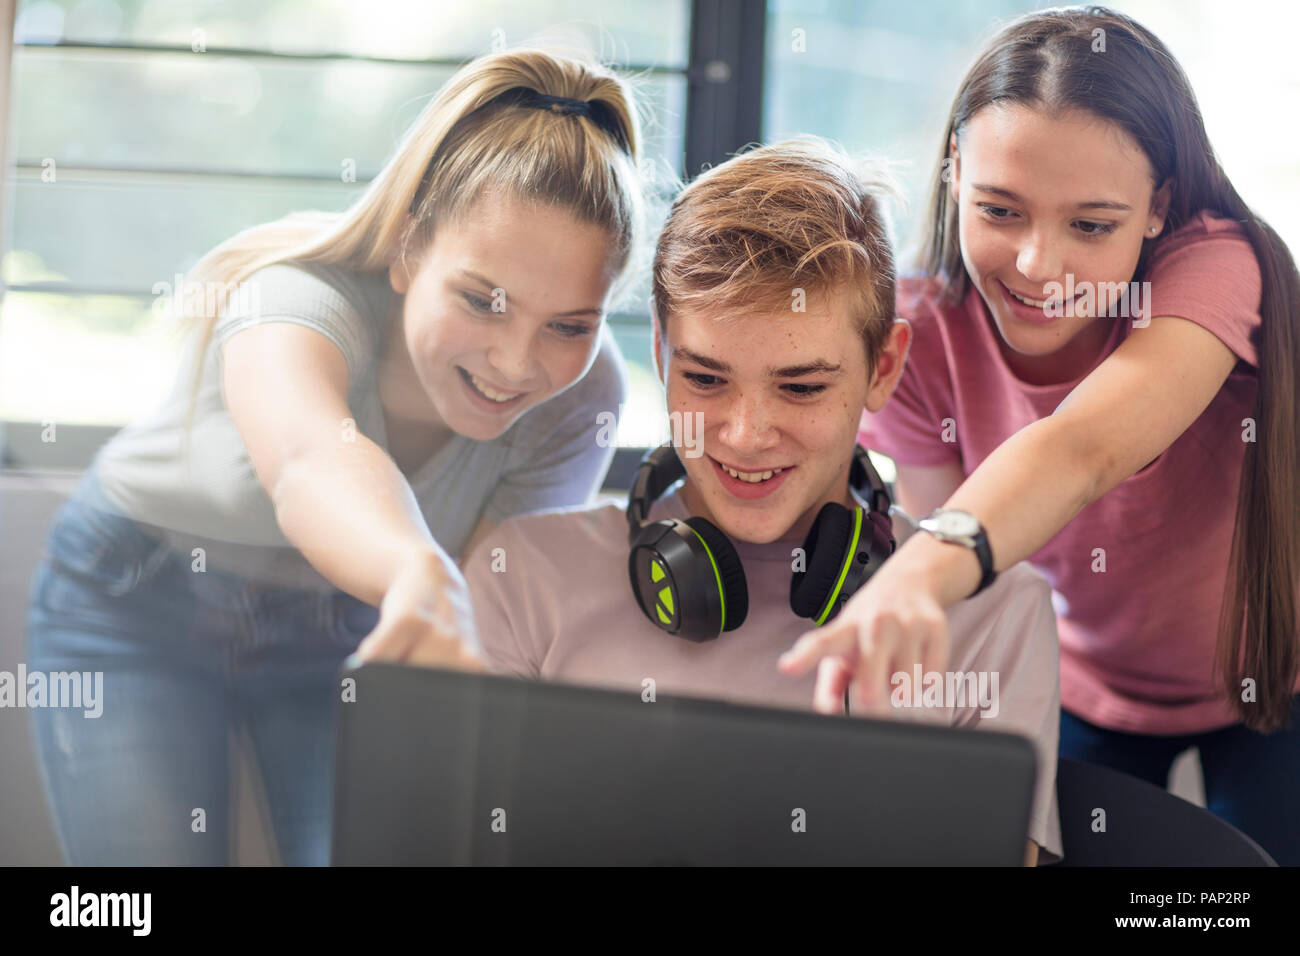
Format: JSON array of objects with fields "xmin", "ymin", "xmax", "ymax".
[{"xmin": 175, "ymin": 46, "xmax": 645, "ymax": 443}]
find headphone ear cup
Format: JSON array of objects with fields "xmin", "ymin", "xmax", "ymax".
[
  {"xmin": 684, "ymin": 516, "xmax": 748, "ymax": 631},
  {"xmin": 790, "ymin": 502, "xmax": 855, "ymax": 620}
]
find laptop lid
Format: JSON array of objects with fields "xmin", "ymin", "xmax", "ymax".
[{"xmin": 332, "ymin": 662, "xmax": 1036, "ymax": 865}]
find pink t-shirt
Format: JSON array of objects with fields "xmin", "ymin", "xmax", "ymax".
[
  {"xmin": 464, "ymin": 483, "xmax": 1064, "ymax": 862},
  {"xmin": 858, "ymin": 210, "xmax": 1291, "ymax": 735}
]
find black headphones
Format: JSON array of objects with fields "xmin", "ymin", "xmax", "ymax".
[{"xmin": 626, "ymin": 442, "xmax": 897, "ymax": 642}]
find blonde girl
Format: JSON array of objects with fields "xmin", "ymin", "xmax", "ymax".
[{"xmin": 26, "ymin": 47, "xmax": 644, "ymax": 866}]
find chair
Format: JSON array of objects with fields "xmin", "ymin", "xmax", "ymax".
[{"xmin": 1048, "ymin": 756, "xmax": 1276, "ymax": 866}]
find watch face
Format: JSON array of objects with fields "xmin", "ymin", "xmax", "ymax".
[{"xmin": 934, "ymin": 510, "xmax": 978, "ymax": 537}]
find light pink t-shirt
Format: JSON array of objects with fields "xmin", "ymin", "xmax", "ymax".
[
  {"xmin": 858, "ymin": 211, "xmax": 1293, "ymax": 735},
  {"xmin": 464, "ymin": 483, "xmax": 1064, "ymax": 862}
]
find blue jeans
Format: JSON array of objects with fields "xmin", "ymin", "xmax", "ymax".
[
  {"xmin": 1060, "ymin": 700, "xmax": 1300, "ymax": 866},
  {"xmin": 24, "ymin": 469, "xmax": 380, "ymax": 865}
]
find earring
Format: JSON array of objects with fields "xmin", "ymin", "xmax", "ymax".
[{"xmin": 1148, "ymin": 226, "xmax": 1158, "ymax": 235}]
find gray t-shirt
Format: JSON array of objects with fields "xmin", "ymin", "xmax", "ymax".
[
  {"xmin": 89, "ymin": 261, "xmax": 628, "ymax": 589},
  {"xmin": 464, "ymin": 483, "xmax": 1064, "ymax": 863}
]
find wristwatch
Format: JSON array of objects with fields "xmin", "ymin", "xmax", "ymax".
[{"xmin": 916, "ymin": 508, "xmax": 996, "ymax": 598}]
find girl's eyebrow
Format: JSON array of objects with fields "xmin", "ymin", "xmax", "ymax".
[
  {"xmin": 971, "ymin": 183, "xmax": 1131, "ymax": 212},
  {"xmin": 457, "ymin": 269, "xmax": 602, "ymax": 318}
]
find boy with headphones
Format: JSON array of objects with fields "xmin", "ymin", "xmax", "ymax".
[{"xmin": 461, "ymin": 140, "xmax": 1062, "ymax": 864}]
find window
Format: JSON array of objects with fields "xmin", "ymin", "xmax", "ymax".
[
  {"xmin": 0, "ymin": 0, "xmax": 698, "ymax": 470},
  {"xmin": 17, "ymin": 2, "xmax": 1287, "ymax": 479}
]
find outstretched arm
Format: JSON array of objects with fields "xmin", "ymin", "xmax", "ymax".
[{"xmin": 781, "ymin": 315, "xmax": 1239, "ymax": 707}]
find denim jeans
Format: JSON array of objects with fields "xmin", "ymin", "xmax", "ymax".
[
  {"xmin": 24, "ymin": 468, "xmax": 380, "ymax": 865},
  {"xmin": 1060, "ymin": 700, "xmax": 1300, "ymax": 866}
]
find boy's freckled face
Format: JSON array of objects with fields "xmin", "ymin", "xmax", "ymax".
[{"xmin": 654, "ymin": 290, "xmax": 873, "ymax": 545}]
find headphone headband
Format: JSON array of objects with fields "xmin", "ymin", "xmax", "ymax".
[
  {"xmin": 626, "ymin": 442, "xmax": 685, "ymax": 532},
  {"xmin": 848, "ymin": 443, "xmax": 893, "ymax": 517}
]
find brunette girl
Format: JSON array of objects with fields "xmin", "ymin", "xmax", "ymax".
[{"xmin": 781, "ymin": 6, "xmax": 1300, "ymax": 864}]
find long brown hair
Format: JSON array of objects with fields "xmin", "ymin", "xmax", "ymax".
[
  {"xmin": 175, "ymin": 46, "xmax": 645, "ymax": 442},
  {"xmin": 917, "ymin": 5, "xmax": 1300, "ymax": 731}
]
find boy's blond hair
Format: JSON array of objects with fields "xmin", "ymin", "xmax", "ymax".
[{"xmin": 652, "ymin": 137, "xmax": 897, "ymax": 372}]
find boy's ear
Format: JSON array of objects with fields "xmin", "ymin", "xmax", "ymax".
[{"xmin": 865, "ymin": 319, "xmax": 912, "ymax": 414}]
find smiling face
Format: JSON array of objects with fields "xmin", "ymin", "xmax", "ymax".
[
  {"xmin": 383, "ymin": 190, "xmax": 620, "ymax": 442},
  {"xmin": 951, "ymin": 104, "xmax": 1170, "ymax": 384},
  {"xmin": 654, "ymin": 288, "xmax": 908, "ymax": 545}
]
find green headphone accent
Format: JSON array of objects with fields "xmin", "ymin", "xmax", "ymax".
[{"xmin": 815, "ymin": 506, "xmax": 864, "ymax": 626}]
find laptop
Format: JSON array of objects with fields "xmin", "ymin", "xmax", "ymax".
[{"xmin": 331, "ymin": 662, "xmax": 1037, "ymax": 866}]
